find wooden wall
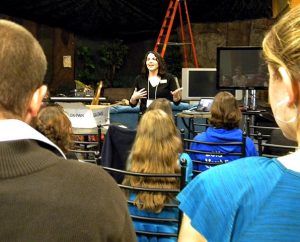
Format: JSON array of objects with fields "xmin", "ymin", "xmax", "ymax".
[
  {"xmin": 0, "ymin": 13, "xmax": 277, "ymax": 100},
  {"xmin": 51, "ymin": 28, "xmax": 75, "ymax": 95},
  {"xmin": 182, "ymin": 18, "xmax": 274, "ymax": 68},
  {"xmin": 0, "ymin": 15, "xmax": 75, "ymax": 96}
]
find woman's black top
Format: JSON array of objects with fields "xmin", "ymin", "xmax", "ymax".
[{"xmin": 129, "ymin": 72, "xmax": 181, "ymax": 113}]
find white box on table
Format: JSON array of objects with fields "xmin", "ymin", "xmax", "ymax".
[{"xmin": 56, "ymin": 102, "xmax": 110, "ymax": 128}]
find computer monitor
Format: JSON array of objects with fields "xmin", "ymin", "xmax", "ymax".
[
  {"xmin": 181, "ymin": 68, "xmax": 218, "ymax": 101},
  {"xmin": 217, "ymin": 46, "xmax": 268, "ymax": 90}
]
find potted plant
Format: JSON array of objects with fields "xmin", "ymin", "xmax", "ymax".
[
  {"xmin": 76, "ymin": 45, "xmax": 97, "ymax": 86},
  {"xmin": 97, "ymin": 39, "xmax": 129, "ymax": 87}
]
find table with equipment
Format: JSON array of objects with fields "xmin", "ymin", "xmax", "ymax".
[{"xmin": 175, "ymin": 111, "xmax": 211, "ymax": 139}]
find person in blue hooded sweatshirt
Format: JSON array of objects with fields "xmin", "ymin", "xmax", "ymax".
[{"xmin": 190, "ymin": 91, "xmax": 257, "ymax": 172}]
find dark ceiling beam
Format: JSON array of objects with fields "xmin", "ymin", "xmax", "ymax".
[
  {"xmin": 117, "ymin": 0, "xmax": 158, "ymax": 22},
  {"xmin": 0, "ymin": 0, "xmax": 273, "ymax": 39}
]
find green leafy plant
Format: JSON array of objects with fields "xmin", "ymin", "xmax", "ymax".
[
  {"xmin": 76, "ymin": 45, "xmax": 96, "ymax": 87},
  {"xmin": 97, "ymin": 39, "xmax": 129, "ymax": 87},
  {"xmin": 76, "ymin": 40, "xmax": 129, "ymax": 88}
]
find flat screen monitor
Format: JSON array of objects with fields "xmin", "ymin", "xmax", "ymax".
[
  {"xmin": 217, "ymin": 46, "xmax": 268, "ymax": 90},
  {"xmin": 181, "ymin": 68, "xmax": 218, "ymax": 101}
]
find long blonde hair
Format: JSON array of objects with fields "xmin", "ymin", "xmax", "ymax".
[
  {"xmin": 147, "ymin": 98, "xmax": 173, "ymax": 117},
  {"xmin": 123, "ymin": 109, "xmax": 182, "ymax": 213}
]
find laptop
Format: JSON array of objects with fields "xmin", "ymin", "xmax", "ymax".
[
  {"xmin": 183, "ymin": 98, "xmax": 214, "ymax": 115},
  {"xmin": 196, "ymin": 98, "xmax": 214, "ymax": 112}
]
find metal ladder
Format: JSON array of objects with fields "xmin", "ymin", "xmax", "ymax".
[{"xmin": 154, "ymin": 0, "xmax": 199, "ymax": 67}]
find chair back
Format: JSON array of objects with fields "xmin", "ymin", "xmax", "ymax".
[
  {"xmin": 257, "ymin": 131, "xmax": 297, "ymax": 158},
  {"xmin": 192, "ymin": 122, "xmax": 212, "ymax": 136},
  {"xmin": 245, "ymin": 116, "xmax": 280, "ymax": 141},
  {"xmin": 68, "ymin": 126, "xmax": 102, "ymax": 163},
  {"xmin": 184, "ymin": 132, "xmax": 246, "ymax": 176},
  {"xmin": 98, "ymin": 125, "xmax": 137, "ymax": 182},
  {"xmin": 99, "ymin": 159, "xmax": 187, "ymax": 241},
  {"xmin": 245, "ymin": 117, "xmax": 297, "ymax": 157}
]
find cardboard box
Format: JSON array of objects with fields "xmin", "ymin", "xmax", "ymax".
[{"xmin": 57, "ymin": 102, "xmax": 110, "ymax": 128}]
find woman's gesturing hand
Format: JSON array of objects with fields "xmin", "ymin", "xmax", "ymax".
[
  {"xmin": 171, "ymin": 87, "xmax": 183, "ymax": 102},
  {"xmin": 130, "ymin": 88, "xmax": 147, "ymax": 104}
]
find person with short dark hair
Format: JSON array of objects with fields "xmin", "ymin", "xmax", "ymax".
[
  {"xmin": 0, "ymin": 19, "xmax": 136, "ymax": 242},
  {"xmin": 190, "ymin": 91, "xmax": 257, "ymax": 171}
]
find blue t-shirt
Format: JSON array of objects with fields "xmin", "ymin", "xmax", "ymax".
[
  {"xmin": 128, "ymin": 193, "xmax": 178, "ymax": 242},
  {"xmin": 190, "ymin": 127, "xmax": 257, "ymax": 171},
  {"xmin": 177, "ymin": 156, "xmax": 300, "ymax": 242}
]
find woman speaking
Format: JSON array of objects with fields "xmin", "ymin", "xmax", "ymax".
[{"xmin": 129, "ymin": 50, "xmax": 182, "ymax": 114}]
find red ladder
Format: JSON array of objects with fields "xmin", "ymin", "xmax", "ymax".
[{"xmin": 154, "ymin": 0, "xmax": 199, "ymax": 67}]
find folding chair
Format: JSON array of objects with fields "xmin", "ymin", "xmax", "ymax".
[
  {"xmin": 99, "ymin": 160, "xmax": 187, "ymax": 241},
  {"xmin": 184, "ymin": 133, "xmax": 246, "ymax": 176}
]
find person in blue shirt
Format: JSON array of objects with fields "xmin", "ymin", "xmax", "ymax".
[
  {"xmin": 190, "ymin": 91, "xmax": 257, "ymax": 172},
  {"xmin": 177, "ymin": 5, "xmax": 300, "ymax": 242},
  {"xmin": 123, "ymin": 109, "xmax": 192, "ymax": 242}
]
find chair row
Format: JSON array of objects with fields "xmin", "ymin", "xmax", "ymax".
[
  {"xmin": 69, "ymin": 122, "xmax": 298, "ymax": 168},
  {"xmin": 97, "ymin": 156, "xmax": 188, "ymax": 240},
  {"xmin": 68, "ymin": 126, "xmax": 103, "ymax": 163},
  {"xmin": 188, "ymin": 118, "xmax": 297, "ymax": 160},
  {"xmin": 244, "ymin": 117, "xmax": 297, "ymax": 157},
  {"xmin": 68, "ymin": 123, "xmax": 297, "ymax": 241},
  {"xmin": 183, "ymin": 133, "xmax": 246, "ymax": 176},
  {"xmin": 69, "ymin": 122, "xmax": 297, "ymax": 170}
]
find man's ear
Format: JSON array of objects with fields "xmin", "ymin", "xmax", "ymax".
[
  {"xmin": 24, "ymin": 85, "xmax": 48, "ymax": 123},
  {"xmin": 278, "ymin": 66, "xmax": 298, "ymax": 106}
]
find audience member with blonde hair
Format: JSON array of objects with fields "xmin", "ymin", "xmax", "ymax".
[
  {"xmin": 0, "ymin": 19, "xmax": 135, "ymax": 241},
  {"xmin": 146, "ymin": 98, "xmax": 173, "ymax": 117},
  {"xmin": 123, "ymin": 109, "xmax": 191, "ymax": 241},
  {"xmin": 177, "ymin": 5, "xmax": 300, "ymax": 241},
  {"xmin": 190, "ymin": 91, "xmax": 257, "ymax": 172}
]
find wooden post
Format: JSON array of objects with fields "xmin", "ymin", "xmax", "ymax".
[{"xmin": 51, "ymin": 28, "xmax": 75, "ymax": 95}]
